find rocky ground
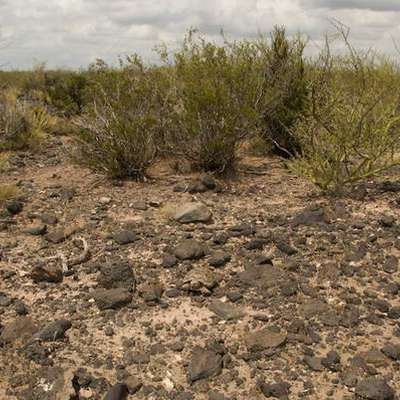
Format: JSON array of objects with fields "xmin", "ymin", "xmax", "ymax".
[{"xmin": 1, "ymin": 137, "xmax": 400, "ymax": 400}]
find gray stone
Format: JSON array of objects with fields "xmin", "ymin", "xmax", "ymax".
[
  {"xmin": 31, "ymin": 263, "xmax": 63, "ymax": 283},
  {"xmin": 208, "ymin": 391, "xmax": 229, "ymax": 400},
  {"xmin": 113, "ymin": 230, "xmax": 138, "ymax": 245},
  {"xmin": 40, "ymin": 213, "xmax": 58, "ymax": 225},
  {"xmin": 208, "ymin": 252, "xmax": 231, "ymax": 268},
  {"xmin": 45, "ymin": 228, "xmax": 72, "ymax": 244},
  {"xmin": 104, "ymin": 383, "xmax": 129, "ymax": 400},
  {"xmin": 162, "ymin": 254, "xmax": 177, "ymax": 268},
  {"xmin": 244, "ymin": 328, "xmax": 287, "ymax": 352},
  {"xmin": 292, "ymin": 207, "xmax": 327, "ymax": 226},
  {"xmin": 0, "ymin": 292, "xmax": 12, "ymax": 307},
  {"xmin": 25, "ymin": 224, "xmax": 47, "ymax": 236},
  {"xmin": 260, "ymin": 382, "xmax": 290, "ymax": 399},
  {"xmin": 381, "ymin": 343, "xmax": 400, "ymax": 361},
  {"xmin": 131, "ymin": 201, "xmax": 147, "ymax": 211},
  {"xmin": 0, "ymin": 317, "xmax": 38, "ymax": 344},
  {"xmin": 298, "ymin": 300, "xmax": 330, "ymax": 319},
  {"xmin": 304, "ymin": 356, "xmax": 324, "ymax": 372},
  {"xmin": 97, "ymin": 262, "xmax": 135, "ymax": 290},
  {"xmin": 34, "ymin": 319, "xmax": 72, "ymax": 341},
  {"xmin": 174, "ymin": 202, "xmax": 212, "ymax": 224},
  {"xmin": 93, "ymin": 288, "xmax": 132, "ymax": 310},
  {"xmin": 238, "ymin": 265, "xmax": 283, "ymax": 290},
  {"xmin": 208, "ymin": 300, "xmax": 244, "ymax": 321},
  {"xmin": 125, "ymin": 376, "xmax": 142, "ymax": 394},
  {"xmin": 175, "ymin": 240, "xmax": 206, "ymax": 260},
  {"xmin": 188, "ymin": 347, "xmax": 222, "ymax": 382},
  {"xmin": 355, "ymin": 377, "xmax": 395, "ymax": 400},
  {"xmin": 6, "ymin": 200, "xmax": 23, "ymax": 215}
]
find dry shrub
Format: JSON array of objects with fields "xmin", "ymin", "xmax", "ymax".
[
  {"xmin": 0, "ymin": 89, "xmax": 55, "ymax": 151},
  {"xmin": 74, "ymin": 56, "xmax": 171, "ymax": 180},
  {"xmin": 290, "ymin": 25, "xmax": 400, "ymax": 193},
  {"xmin": 0, "ymin": 184, "xmax": 19, "ymax": 201},
  {"xmin": 162, "ymin": 30, "xmax": 263, "ymax": 174},
  {"xmin": 256, "ymin": 26, "xmax": 308, "ymax": 157}
]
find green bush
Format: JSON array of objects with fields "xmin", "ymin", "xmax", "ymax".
[
  {"xmin": 289, "ymin": 28, "xmax": 400, "ymax": 193},
  {"xmin": 0, "ymin": 89, "xmax": 31, "ymax": 150},
  {"xmin": 162, "ymin": 30, "xmax": 262, "ymax": 174},
  {"xmin": 0, "ymin": 89, "xmax": 48, "ymax": 151},
  {"xmin": 257, "ymin": 26, "xmax": 308, "ymax": 157},
  {"xmin": 74, "ymin": 56, "xmax": 170, "ymax": 180},
  {"xmin": 44, "ymin": 71, "xmax": 89, "ymax": 116}
]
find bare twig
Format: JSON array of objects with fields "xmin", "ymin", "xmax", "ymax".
[{"xmin": 38, "ymin": 237, "xmax": 91, "ymax": 274}]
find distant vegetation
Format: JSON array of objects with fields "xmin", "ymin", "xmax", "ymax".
[{"xmin": 1, "ymin": 25, "xmax": 400, "ymax": 193}]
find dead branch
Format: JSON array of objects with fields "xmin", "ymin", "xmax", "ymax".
[
  {"xmin": 68, "ymin": 237, "xmax": 90, "ymax": 267},
  {"xmin": 38, "ymin": 237, "xmax": 91, "ymax": 274}
]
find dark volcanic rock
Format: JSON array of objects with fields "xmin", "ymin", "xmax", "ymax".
[
  {"xmin": 380, "ymin": 180, "xmax": 400, "ymax": 192},
  {"xmin": 244, "ymin": 329, "xmax": 287, "ymax": 352},
  {"xmin": 201, "ymin": 175, "xmax": 218, "ymax": 190},
  {"xmin": 355, "ymin": 377, "xmax": 395, "ymax": 400},
  {"xmin": 113, "ymin": 230, "xmax": 138, "ymax": 245},
  {"xmin": 208, "ymin": 300, "xmax": 245, "ymax": 320},
  {"xmin": 40, "ymin": 213, "xmax": 58, "ymax": 225},
  {"xmin": 188, "ymin": 180, "xmax": 208, "ymax": 194},
  {"xmin": 45, "ymin": 228, "xmax": 69, "ymax": 244},
  {"xmin": 321, "ymin": 351, "xmax": 341, "ymax": 372},
  {"xmin": 245, "ymin": 238, "xmax": 268, "ymax": 250},
  {"xmin": 0, "ymin": 292, "xmax": 12, "ymax": 307},
  {"xmin": 213, "ymin": 232, "xmax": 229, "ymax": 245},
  {"xmin": 104, "ymin": 383, "xmax": 129, "ymax": 400},
  {"xmin": 208, "ymin": 251, "xmax": 231, "ymax": 268},
  {"xmin": 93, "ymin": 288, "xmax": 132, "ymax": 310},
  {"xmin": 208, "ymin": 392, "xmax": 229, "ymax": 400},
  {"xmin": 162, "ymin": 254, "xmax": 178, "ymax": 268},
  {"xmin": 188, "ymin": 347, "xmax": 223, "ymax": 382},
  {"xmin": 125, "ymin": 376, "xmax": 142, "ymax": 394},
  {"xmin": 260, "ymin": 382, "xmax": 290, "ymax": 398},
  {"xmin": 140, "ymin": 282, "xmax": 163, "ymax": 303},
  {"xmin": 124, "ymin": 351, "xmax": 150, "ymax": 365},
  {"xmin": 383, "ymin": 256, "xmax": 398, "ymax": 274},
  {"xmin": 292, "ymin": 207, "xmax": 327, "ymax": 226},
  {"xmin": 274, "ymin": 237, "xmax": 297, "ymax": 255},
  {"xmin": 228, "ymin": 224, "xmax": 256, "ymax": 237},
  {"xmin": 381, "ymin": 343, "xmax": 400, "ymax": 361},
  {"xmin": 34, "ymin": 319, "xmax": 72, "ymax": 341},
  {"xmin": 175, "ymin": 240, "xmax": 206, "ymax": 260},
  {"xmin": 6, "ymin": 200, "xmax": 23, "ymax": 215},
  {"xmin": 174, "ymin": 202, "xmax": 212, "ymax": 224},
  {"xmin": 31, "ymin": 263, "xmax": 63, "ymax": 283},
  {"xmin": 97, "ymin": 262, "xmax": 135, "ymax": 290},
  {"xmin": 238, "ymin": 265, "xmax": 283, "ymax": 290},
  {"xmin": 304, "ymin": 356, "xmax": 324, "ymax": 372},
  {"xmin": 25, "ymin": 223, "xmax": 47, "ymax": 236},
  {"xmin": 0, "ymin": 316, "xmax": 38, "ymax": 344},
  {"xmin": 298, "ymin": 300, "xmax": 330, "ymax": 319}
]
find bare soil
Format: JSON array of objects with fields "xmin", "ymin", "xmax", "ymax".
[{"xmin": 0, "ymin": 137, "xmax": 400, "ymax": 400}]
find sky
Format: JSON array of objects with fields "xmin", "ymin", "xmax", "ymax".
[{"xmin": 0, "ymin": 0, "xmax": 399, "ymax": 69}]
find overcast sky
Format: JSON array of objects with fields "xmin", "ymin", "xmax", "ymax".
[{"xmin": 0, "ymin": 0, "xmax": 399, "ymax": 69}]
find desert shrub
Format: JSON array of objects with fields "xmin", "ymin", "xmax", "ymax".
[
  {"xmin": 0, "ymin": 89, "xmax": 35, "ymax": 151},
  {"xmin": 0, "ymin": 152, "xmax": 10, "ymax": 171},
  {"xmin": 74, "ymin": 56, "xmax": 170, "ymax": 179},
  {"xmin": 44, "ymin": 71, "xmax": 89, "ymax": 116},
  {"xmin": 289, "ymin": 28, "xmax": 400, "ymax": 193},
  {"xmin": 257, "ymin": 26, "xmax": 308, "ymax": 157},
  {"xmin": 0, "ymin": 183, "xmax": 19, "ymax": 201},
  {"xmin": 0, "ymin": 89, "xmax": 56, "ymax": 151},
  {"xmin": 162, "ymin": 31, "xmax": 262, "ymax": 174}
]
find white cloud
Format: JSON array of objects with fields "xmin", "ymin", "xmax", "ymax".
[{"xmin": 0, "ymin": 0, "xmax": 399, "ymax": 69}]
